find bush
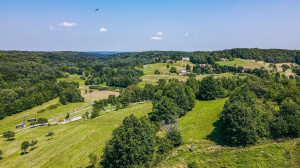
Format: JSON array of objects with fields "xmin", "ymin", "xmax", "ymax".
[
  {"xmin": 170, "ymin": 67, "xmax": 177, "ymax": 73},
  {"xmin": 188, "ymin": 161, "xmax": 199, "ymax": 168},
  {"xmin": 154, "ymin": 69, "xmax": 161, "ymax": 75},
  {"xmin": 166, "ymin": 128, "xmax": 182, "ymax": 147},
  {"xmin": 3, "ymin": 131, "xmax": 15, "ymax": 140},
  {"xmin": 37, "ymin": 118, "xmax": 48, "ymax": 124}
]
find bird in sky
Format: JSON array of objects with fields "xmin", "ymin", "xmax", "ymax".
[{"xmin": 95, "ymin": 8, "xmax": 99, "ymax": 12}]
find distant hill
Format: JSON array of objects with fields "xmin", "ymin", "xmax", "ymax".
[{"xmin": 87, "ymin": 51, "xmax": 136, "ymax": 56}]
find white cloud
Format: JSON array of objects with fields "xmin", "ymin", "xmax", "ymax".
[
  {"xmin": 156, "ymin": 32, "xmax": 163, "ymax": 36},
  {"xmin": 184, "ymin": 33, "xmax": 190, "ymax": 36},
  {"xmin": 49, "ymin": 26, "xmax": 55, "ymax": 30},
  {"xmin": 194, "ymin": 30, "xmax": 199, "ymax": 34},
  {"xmin": 99, "ymin": 28, "xmax": 108, "ymax": 32},
  {"xmin": 150, "ymin": 36, "xmax": 163, "ymax": 40},
  {"xmin": 59, "ymin": 22, "xmax": 78, "ymax": 27}
]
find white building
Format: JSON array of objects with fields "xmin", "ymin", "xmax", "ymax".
[{"xmin": 182, "ymin": 57, "xmax": 190, "ymax": 61}]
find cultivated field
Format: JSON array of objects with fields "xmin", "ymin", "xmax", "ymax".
[
  {"xmin": 79, "ymin": 86, "xmax": 120, "ymax": 102},
  {"xmin": 0, "ymin": 102, "xmax": 152, "ymax": 168},
  {"xmin": 158, "ymin": 99, "xmax": 300, "ymax": 168}
]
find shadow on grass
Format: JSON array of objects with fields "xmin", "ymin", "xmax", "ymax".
[
  {"xmin": 20, "ymin": 152, "xmax": 29, "ymax": 155},
  {"xmin": 0, "ymin": 157, "xmax": 2, "ymax": 161},
  {"xmin": 4, "ymin": 138, "xmax": 15, "ymax": 142},
  {"xmin": 206, "ymin": 119, "xmax": 235, "ymax": 147},
  {"xmin": 30, "ymin": 147, "xmax": 37, "ymax": 151}
]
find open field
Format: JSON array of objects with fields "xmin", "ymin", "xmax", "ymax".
[
  {"xmin": 138, "ymin": 61, "xmax": 194, "ymax": 87},
  {"xmin": 0, "ymin": 99, "xmax": 91, "ymax": 134},
  {"xmin": 216, "ymin": 58, "xmax": 297, "ymax": 76},
  {"xmin": 79, "ymin": 86, "xmax": 120, "ymax": 102},
  {"xmin": 158, "ymin": 99, "xmax": 300, "ymax": 168},
  {"xmin": 0, "ymin": 102, "xmax": 152, "ymax": 168},
  {"xmin": 57, "ymin": 74, "xmax": 85, "ymax": 86}
]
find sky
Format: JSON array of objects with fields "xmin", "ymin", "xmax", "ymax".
[{"xmin": 0, "ymin": 0, "xmax": 300, "ymax": 51}]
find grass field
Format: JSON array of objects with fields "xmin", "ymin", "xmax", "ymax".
[
  {"xmin": 0, "ymin": 102, "xmax": 153, "ymax": 168},
  {"xmin": 216, "ymin": 58, "xmax": 297, "ymax": 76},
  {"xmin": 0, "ymin": 99, "xmax": 91, "ymax": 134},
  {"xmin": 138, "ymin": 61, "xmax": 194, "ymax": 87},
  {"xmin": 57, "ymin": 74, "xmax": 85, "ymax": 86},
  {"xmin": 158, "ymin": 99, "xmax": 300, "ymax": 168},
  {"xmin": 79, "ymin": 86, "xmax": 120, "ymax": 102}
]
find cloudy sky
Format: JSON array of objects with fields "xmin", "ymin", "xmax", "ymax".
[{"xmin": 1, "ymin": 0, "xmax": 300, "ymax": 51}]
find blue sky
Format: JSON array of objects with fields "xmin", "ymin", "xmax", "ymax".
[{"xmin": 0, "ymin": 0, "xmax": 300, "ymax": 51}]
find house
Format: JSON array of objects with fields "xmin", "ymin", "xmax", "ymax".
[
  {"xmin": 16, "ymin": 123, "xmax": 25, "ymax": 128},
  {"xmin": 220, "ymin": 58, "xmax": 228, "ymax": 61},
  {"xmin": 177, "ymin": 70, "xmax": 190, "ymax": 76},
  {"xmin": 182, "ymin": 57, "xmax": 190, "ymax": 61},
  {"xmin": 27, "ymin": 118, "xmax": 36, "ymax": 122},
  {"xmin": 166, "ymin": 59, "xmax": 176, "ymax": 63}
]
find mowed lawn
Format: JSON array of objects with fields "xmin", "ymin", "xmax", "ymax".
[
  {"xmin": 0, "ymin": 99, "xmax": 91, "ymax": 134},
  {"xmin": 159, "ymin": 99, "xmax": 300, "ymax": 168},
  {"xmin": 0, "ymin": 102, "xmax": 153, "ymax": 168}
]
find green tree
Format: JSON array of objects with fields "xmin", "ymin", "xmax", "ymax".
[
  {"xmin": 37, "ymin": 118, "xmax": 48, "ymax": 124},
  {"xmin": 169, "ymin": 67, "xmax": 177, "ymax": 73},
  {"xmin": 91, "ymin": 108, "xmax": 99, "ymax": 119},
  {"xmin": 167, "ymin": 64, "xmax": 170, "ymax": 68},
  {"xmin": 186, "ymin": 64, "xmax": 191, "ymax": 71},
  {"xmin": 157, "ymin": 138, "xmax": 173, "ymax": 154},
  {"xmin": 166, "ymin": 128, "xmax": 182, "ymax": 147},
  {"xmin": 46, "ymin": 132, "xmax": 54, "ymax": 138},
  {"xmin": 30, "ymin": 140, "xmax": 38, "ymax": 148},
  {"xmin": 21, "ymin": 141, "xmax": 29, "ymax": 154},
  {"xmin": 271, "ymin": 98, "xmax": 300, "ymax": 138},
  {"xmin": 66, "ymin": 113, "xmax": 70, "ymax": 119},
  {"xmin": 88, "ymin": 153, "xmax": 98, "ymax": 167},
  {"xmin": 154, "ymin": 69, "xmax": 161, "ymax": 75},
  {"xmin": 0, "ymin": 149, "xmax": 3, "ymax": 159},
  {"xmin": 198, "ymin": 76, "xmax": 222, "ymax": 100},
  {"xmin": 151, "ymin": 96, "xmax": 184, "ymax": 123},
  {"xmin": 220, "ymin": 86, "xmax": 268, "ymax": 146},
  {"xmin": 3, "ymin": 131, "xmax": 15, "ymax": 141},
  {"xmin": 100, "ymin": 115, "xmax": 156, "ymax": 168}
]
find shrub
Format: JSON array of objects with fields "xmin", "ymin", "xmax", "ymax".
[{"xmin": 3, "ymin": 131, "xmax": 15, "ymax": 140}]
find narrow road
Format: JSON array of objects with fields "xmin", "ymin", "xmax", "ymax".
[{"xmin": 48, "ymin": 100, "xmax": 94, "ymax": 122}]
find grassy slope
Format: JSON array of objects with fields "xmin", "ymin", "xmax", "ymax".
[
  {"xmin": 0, "ymin": 102, "xmax": 153, "ymax": 168},
  {"xmin": 0, "ymin": 99, "xmax": 91, "ymax": 133},
  {"xmin": 158, "ymin": 99, "xmax": 300, "ymax": 168}
]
